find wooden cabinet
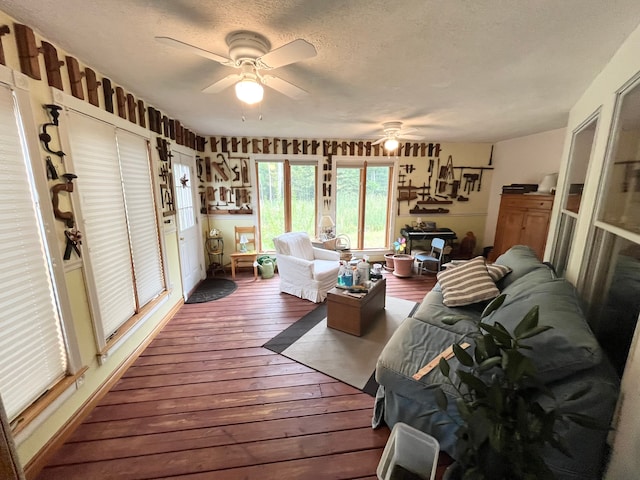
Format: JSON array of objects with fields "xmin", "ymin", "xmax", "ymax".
[{"xmin": 490, "ymin": 194, "xmax": 554, "ymax": 261}]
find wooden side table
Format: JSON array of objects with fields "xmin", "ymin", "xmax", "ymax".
[{"xmin": 326, "ymin": 278, "xmax": 386, "ymax": 336}]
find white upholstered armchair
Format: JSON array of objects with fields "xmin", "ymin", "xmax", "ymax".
[{"xmin": 273, "ymin": 232, "xmax": 341, "ymax": 303}]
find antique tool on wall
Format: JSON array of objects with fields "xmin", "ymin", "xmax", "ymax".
[
  {"xmin": 45, "ymin": 155, "xmax": 58, "ymax": 180},
  {"xmin": 212, "ymin": 159, "xmax": 229, "ymax": 181},
  {"xmin": 85, "ymin": 67, "xmax": 101, "ymax": 107},
  {"xmin": 14, "ymin": 23, "xmax": 40, "ymax": 79},
  {"xmin": 127, "ymin": 94, "xmax": 137, "ymax": 124},
  {"xmin": 115, "ymin": 86, "xmax": 126, "ymax": 119},
  {"xmin": 242, "ymin": 160, "xmax": 249, "ymax": 184},
  {"xmin": 66, "ymin": 56, "xmax": 84, "ymax": 99},
  {"xmin": 410, "ymin": 205, "xmax": 450, "ymax": 214},
  {"xmin": 218, "ymin": 153, "xmax": 233, "ymax": 177},
  {"xmin": 39, "ymin": 104, "xmax": 65, "ymax": 158},
  {"xmin": 450, "ymin": 179, "xmax": 460, "ymax": 198},
  {"xmin": 102, "ymin": 77, "xmax": 114, "ymax": 113},
  {"xmin": 51, "ymin": 173, "xmax": 77, "ymax": 228},
  {"xmin": 0, "ymin": 25, "xmax": 10, "ymax": 66},
  {"xmin": 41, "ymin": 41, "xmax": 64, "ymax": 89},
  {"xmin": 63, "ymin": 229, "xmax": 82, "ymax": 260},
  {"xmin": 231, "ymin": 164, "xmax": 240, "ymax": 182}
]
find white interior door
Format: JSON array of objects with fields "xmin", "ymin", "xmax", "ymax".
[{"xmin": 173, "ymin": 152, "xmax": 204, "ymax": 298}]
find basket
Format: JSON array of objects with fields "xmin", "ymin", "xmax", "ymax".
[{"xmin": 377, "ymin": 422, "xmax": 440, "ymax": 480}]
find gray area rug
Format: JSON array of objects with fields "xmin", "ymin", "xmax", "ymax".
[
  {"xmin": 264, "ymin": 296, "xmax": 418, "ymax": 395},
  {"xmin": 185, "ymin": 278, "xmax": 237, "ymax": 304}
]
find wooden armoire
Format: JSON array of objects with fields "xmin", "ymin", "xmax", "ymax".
[{"xmin": 490, "ymin": 193, "xmax": 555, "ymax": 261}]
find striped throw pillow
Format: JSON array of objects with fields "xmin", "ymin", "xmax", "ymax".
[
  {"xmin": 443, "ymin": 259, "xmax": 512, "ymax": 282},
  {"xmin": 436, "ymin": 256, "xmax": 499, "ymax": 307},
  {"xmin": 487, "ymin": 263, "xmax": 512, "ymax": 282}
]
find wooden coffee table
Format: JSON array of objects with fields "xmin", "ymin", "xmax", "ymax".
[{"xmin": 326, "ymin": 278, "xmax": 386, "ymax": 336}]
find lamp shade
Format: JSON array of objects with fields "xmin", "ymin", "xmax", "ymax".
[
  {"xmin": 235, "ymin": 79, "xmax": 264, "ymax": 105},
  {"xmin": 239, "ymin": 234, "xmax": 248, "ymax": 244},
  {"xmin": 320, "ymin": 215, "xmax": 335, "ymax": 228},
  {"xmin": 384, "ymin": 138, "xmax": 399, "ymax": 152}
]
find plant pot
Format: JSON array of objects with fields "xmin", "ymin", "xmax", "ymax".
[
  {"xmin": 384, "ymin": 253, "xmax": 396, "ymax": 271},
  {"xmin": 392, "ymin": 254, "xmax": 414, "ymax": 277}
]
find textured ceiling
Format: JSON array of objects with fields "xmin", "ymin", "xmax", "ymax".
[{"xmin": 3, "ymin": 0, "xmax": 640, "ymax": 142}]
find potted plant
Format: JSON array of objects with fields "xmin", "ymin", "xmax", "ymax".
[
  {"xmin": 393, "ymin": 237, "xmax": 414, "ymax": 277},
  {"xmin": 436, "ymin": 295, "xmax": 603, "ymax": 480}
]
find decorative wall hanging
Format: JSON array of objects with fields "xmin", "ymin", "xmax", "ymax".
[
  {"xmin": 39, "ymin": 104, "xmax": 65, "ymax": 158},
  {"xmin": 51, "ymin": 173, "xmax": 77, "ymax": 227}
]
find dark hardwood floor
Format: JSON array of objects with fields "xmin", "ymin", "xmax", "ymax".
[{"xmin": 35, "ymin": 269, "xmax": 438, "ymax": 479}]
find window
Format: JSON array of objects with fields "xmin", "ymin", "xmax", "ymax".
[
  {"xmin": 598, "ymin": 81, "xmax": 640, "ymax": 233},
  {"xmin": 579, "ymin": 76, "xmax": 640, "ymax": 376},
  {"xmin": 580, "ymin": 229, "xmax": 640, "ymax": 376},
  {"xmin": 551, "ymin": 115, "xmax": 598, "ymax": 276},
  {"xmin": 335, "ymin": 161, "xmax": 392, "ymax": 250},
  {"xmin": 0, "ymin": 80, "xmax": 69, "ymax": 422},
  {"xmin": 257, "ymin": 159, "xmax": 317, "ymax": 250},
  {"xmin": 66, "ymin": 110, "xmax": 165, "ymax": 348}
]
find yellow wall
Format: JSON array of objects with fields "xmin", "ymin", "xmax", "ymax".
[{"xmin": 0, "ymin": 10, "xmax": 186, "ymax": 467}]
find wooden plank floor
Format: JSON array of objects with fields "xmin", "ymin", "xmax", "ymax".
[{"xmin": 35, "ymin": 268, "xmax": 439, "ymax": 480}]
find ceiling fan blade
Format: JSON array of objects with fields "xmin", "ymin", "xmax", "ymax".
[
  {"xmin": 372, "ymin": 138, "xmax": 386, "ymax": 145},
  {"xmin": 258, "ymin": 39, "xmax": 317, "ymax": 69},
  {"xmin": 155, "ymin": 36, "xmax": 234, "ymax": 65},
  {"xmin": 401, "ymin": 134, "xmax": 425, "ymax": 141},
  {"xmin": 202, "ymin": 74, "xmax": 243, "ymax": 94},
  {"xmin": 398, "ymin": 127, "xmax": 418, "ymax": 135},
  {"xmin": 261, "ymin": 75, "xmax": 309, "ymax": 99}
]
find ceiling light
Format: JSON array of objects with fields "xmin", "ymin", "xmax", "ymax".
[
  {"xmin": 384, "ymin": 138, "xmax": 399, "ymax": 151},
  {"xmin": 235, "ymin": 78, "xmax": 264, "ymax": 105}
]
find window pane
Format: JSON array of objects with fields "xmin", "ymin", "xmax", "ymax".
[
  {"xmin": 598, "ymin": 80, "xmax": 640, "ymax": 233},
  {"xmin": 174, "ymin": 162, "xmax": 195, "ymax": 230},
  {"xmin": 258, "ymin": 162, "xmax": 285, "ymax": 251},
  {"xmin": 67, "ymin": 111, "xmax": 136, "ymax": 338},
  {"xmin": 336, "ymin": 167, "xmax": 361, "ymax": 245},
  {"xmin": 563, "ymin": 118, "xmax": 597, "ymax": 214},
  {"xmin": 582, "ymin": 228, "xmax": 640, "ymax": 376},
  {"xmin": 363, "ymin": 166, "xmax": 390, "ymax": 248},
  {"xmin": 0, "ymin": 85, "xmax": 67, "ymax": 421},
  {"xmin": 551, "ymin": 213, "xmax": 576, "ymax": 277},
  {"xmin": 290, "ymin": 164, "xmax": 316, "ymax": 236}
]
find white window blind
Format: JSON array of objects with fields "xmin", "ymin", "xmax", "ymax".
[
  {"xmin": 0, "ymin": 84, "xmax": 68, "ymax": 421},
  {"xmin": 116, "ymin": 130, "xmax": 164, "ymax": 306},
  {"xmin": 67, "ymin": 112, "xmax": 136, "ymax": 338}
]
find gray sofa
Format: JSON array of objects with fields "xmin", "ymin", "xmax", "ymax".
[{"xmin": 373, "ymin": 245, "xmax": 620, "ymax": 480}]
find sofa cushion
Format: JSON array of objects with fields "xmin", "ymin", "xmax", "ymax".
[
  {"xmin": 494, "ymin": 245, "xmax": 551, "ymax": 288},
  {"xmin": 489, "ymin": 278, "xmax": 602, "ymax": 382},
  {"xmin": 436, "ymin": 256, "xmax": 499, "ymax": 307}
]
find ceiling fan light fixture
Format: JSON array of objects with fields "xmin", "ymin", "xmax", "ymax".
[
  {"xmin": 235, "ymin": 78, "xmax": 264, "ymax": 104},
  {"xmin": 384, "ymin": 138, "xmax": 399, "ymax": 151}
]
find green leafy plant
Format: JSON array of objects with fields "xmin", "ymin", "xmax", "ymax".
[{"xmin": 436, "ymin": 294, "xmax": 603, "ymax": 480}]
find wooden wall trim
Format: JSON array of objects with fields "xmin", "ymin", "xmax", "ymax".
[{"xmin": 22, "ymin": 298, "xmax": 184, "ymax": 480}]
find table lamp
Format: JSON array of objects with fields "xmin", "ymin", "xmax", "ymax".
[
  {"xmin": 239, "ymin": 234, "xmax": 248, "ymax": 252},
  {"xmin": 319, "ymin": 215, "xmax": 335, "ymax": 240}
]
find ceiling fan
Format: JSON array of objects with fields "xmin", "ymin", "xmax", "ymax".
[
  {"xmin": 156, "ymin": 30, "xmax": 317, "ymax": 104},
  {"xmin": 372, "ymin": 121, "xmax": 424, "ymax": 151}
]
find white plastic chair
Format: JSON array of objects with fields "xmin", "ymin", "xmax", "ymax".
[{"xmin": 414, "ymin": 237, "xmax": 445, "ymax": 275}]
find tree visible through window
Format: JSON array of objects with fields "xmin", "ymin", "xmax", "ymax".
[
  {"xmin": 257, "ymin": 160, "xmax": 317, "ymax": 251},
  {"xmin": 335, "ymin": 163, "xmax": 391, "ymax": 250}
]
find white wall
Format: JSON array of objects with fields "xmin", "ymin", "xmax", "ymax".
[{"xmin": 483, "ymin": 128, "xmax": 566, "ymax": 247}]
